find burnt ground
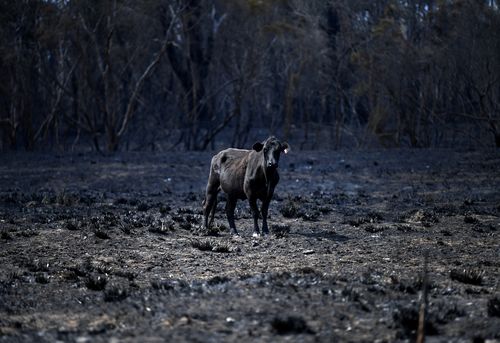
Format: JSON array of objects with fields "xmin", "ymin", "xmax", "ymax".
[{"xmin": 0, "ymin": 148, "xmax": 499, "ymax": 342}]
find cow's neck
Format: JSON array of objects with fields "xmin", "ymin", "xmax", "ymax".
[
  {"xmin": 256, "ymin": 152, "xmax": 276, "ymax": 188},
  {"xmin": 261, "ymin": 163, "xmax": 276, "ymax": 188}
]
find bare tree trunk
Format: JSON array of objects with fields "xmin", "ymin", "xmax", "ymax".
[{"xmin": 167, "ymin": 0, "xmax": 215, "ymax": 150}]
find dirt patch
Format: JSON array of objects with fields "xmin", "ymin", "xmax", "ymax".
[{"xmin": 0, "ymin": 149, "xmax": 499, "ymax": 342}]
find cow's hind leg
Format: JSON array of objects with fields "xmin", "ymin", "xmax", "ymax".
[
  {"xmin": 203, "ymin": 175, "xmax": 219, "ymax": 231},
  {"xmin": 208, "ymin": 194, "xmax": 217, "ymax": 228},
  {"xmin": 203, "ymin": 191, "xmax": 218, "ymax": 231}
]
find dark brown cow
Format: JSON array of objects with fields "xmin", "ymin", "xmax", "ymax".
[{"xmin": 203, "ymin": 137, "xmax": 289, "ymax": 237}]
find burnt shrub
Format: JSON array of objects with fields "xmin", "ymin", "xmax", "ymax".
[
  {"xmin": 487, "ymin": 296, "xmax": 500, "ymax": 317},
  {"xmin": 280, "ymin": 199, "xmax": 302, "ymax": 218},
  {"xmin": 137, "ymin": 202, "xmax": 149, "ymax": 212},
  {"xmin": 405, "ymin": 209, "xmax": 439, "ymax": 226},
  {"xmin": 191, "ymin": 239, "xmax": 232, "ymax": 253},
  {"xmin": 18, "ymin": 228, "xmax": 38, "ymax": 237},
  {"xmin": 114, "ymin": 197, "xmax": 128, "ymax": 205},
  {"xmin": 56, "ymin": 191, "xmax": 79, "ymax": 206},
  {"xmin": 177, "ymin": 207, "xmax": 195, "ymax": 214},
  {"xmin": 86, "ymin": 274, "xmax": 107, "ymax": 291},
  {"xmin": 1, "ymin": 230, "xmax": 13, "ymax": 240},
  {"xmin": 148, "ymin": 219, "xmax": 175, "ymax": 235},
  {"xmin": 65, "ymin": 221, "xmax": 79, "ymax": 231},
  {"xmin": 212, "ymin": 243, "xmax": 231, "ymax": 253},
  {"xmin": 172, "ymin": 213, "xmax": 202, "ymax": 231},
  {"xmin": 301, "ymin": 209, "xmax": 320, "ymax": 221},
  {"xmin": 191, "ymin": 239, "xmax": 214, "ymax": 251},
  {"xmin": 203, "ymin": 222, "xmax": 227, "ymax": 237},
  {"xmin": 364, "ymin": 224, "xmax": 387, "ymax": 233},
  {"xmin": 68, "ymin": 260, "xmax": 92, "ymax": 278},
  {"xmin": 151, "ymin": 278, "xmax": 189, "ymax": 291},
  {"xmin": 271, "ymin": 316, "xmax": 314, "ymax": 335},
  {"xmin": 393, "ymin": 306, "xmax": 438, "ymax": 338},
  {"xmin": 464, "ymin": 215, "xmax": 479, "ymax": 224},
  {"xmin": 450, "ymin": 268, "xmax": 483, "ymax": 285},
  {"xmin": 206, "ymin": 275, "xmax": 230, "ymax": 286},
  {"xmin": 294, "ymin": 267, "xmax": 322, "ymax": 277},
  {"xmin": 346, "ymin": 211, "xmax": 384, "ymax": 227},
  {"xmin": 35, "ymin": 273, "xmax": 50, "ymax": 284},
  {"xmin": 104, "ymin": 284, "xmax": 129, "ymax": 302},
  {"xmin": 94, "ymin": 228, "xmax": 111, "ymax": 239},
  {"xmin": 392, "ymin": 277, "xmax": 418, "ymax": 294},
  {"xmin": 113, "ymin": 270, "xmax": 137, "ymax": 281},
  {"xmin": 27, "ymin": 259, "xmax": 50, "ymax": 272},
  {"xmin": 159, "ymin": 204, "xmax": 171, "ymax": 215},
  {"xmin": 271, "ymin": 223, "xmax": 291, "ymax": 238},
  {"xmin": 280, "ymin": 198, "xmax": 324, "ymax": 221},
  {"xmin": 93, "ymin": 261, "xmax": 113, "ymax": 275}
]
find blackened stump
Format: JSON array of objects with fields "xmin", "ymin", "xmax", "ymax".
[{"xmin": 203, "ymin": 137, "xmax": 289, "ymax": 237}]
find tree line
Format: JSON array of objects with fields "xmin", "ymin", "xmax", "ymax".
[{"xmin": 1, "ymin": 0, "xmax": 499, "ymax": 152}]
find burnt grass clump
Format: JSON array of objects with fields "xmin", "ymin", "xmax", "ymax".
[
  {"xmin": 86, "ymin": 274, "xmax": 108, "ymax": 291},
  {"xmin": 1, "ymin": 230, "xmax": 13, "ymax": 240},
  {"xmin": 26, "ymin": 259, "xmax": 50, "ymax": 273},
  {"xmin": 148, "ymin": 219, "xmax": 175, "ymax": 235},
  {"xmin": 271, "ymin": 315, "xmax": 314, "ymax": 335},
  {"xmin": 271, "ymin": 223, "xmax": 291, "ymax": 238},
  {"xmin": 94, "ymin": 227, "xmax": 111, "ymax": 239},
  {"xmin": 151, "ymin": 278, "xmax": 189, "ymax": 291},
  {"xmin": 191, "ymin": 239, "xmax": 215, "ymax": 251},
  {"xmin": 206, "ymin": 275, "xmax": 230, "ymax": 286},
  {"xmin": 190, "ymin": 239, "xmax": 232, "ymax": 253},
  {"xmin": 104, "ymin": 284, "xmax": 129, "ymax": 302},
  {"xmin": 394, "ymin": 300, "xmax": 468, "ymax": 339},
  {"xmin": 393, "ymin": 306, "xmax": 438, "ymax": 338},
  {"xmin": 35, "ymin": 272, "xmax": 50, "ymax": 284},
  {"xmin": 450, "ymin": 268, "xmax": 484, "ymax": 285},
  {"xmin": 280, "ymin": 197, "xmax": 322, "ymax": 221},
  {"xmin": 0, "ymin": 150, "xmax": 498, "ymax": 342},
  {"xmin": 487, "ymin": 297, "xmax": 500, "ymax": 317},
  {"xmin": 171, "ymin": 211, "xmax": 201, "ymax": 231},
  {"xmin": 464, "ymin": 215, "xmax": 480, "ymax": 224},
  {"xmin": 280, "ymin": 199, "xmax": 302, "ymax": 218},
  {"xmin": 65, "ymin": 220, "xmax": 79, "ymax": 231},
  {"xmin": 364, "ymin": 224, "xmax": 388, "ymax": 233},
  {"xmin": 402, "ymin": 209, "xmax": 440, "ymax": 226},
  {"xmin": 346, "ymin": 211, "xmax": 384, "ymax": 227}
]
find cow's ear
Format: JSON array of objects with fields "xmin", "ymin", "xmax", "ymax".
[
  {"xmin": 281, "ymin": 142, "xmax": 290, "ymax": 154},
  {"xmin": 252, "ymin": 142, "xmax": 264, "ymax": 152}
]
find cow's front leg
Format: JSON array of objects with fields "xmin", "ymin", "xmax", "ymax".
[
  {"xmin": 260, "ymin": 185, "xmax": 275, "ymax": 237},
  {"xmin": 249, "ymin": 197, "xmax": 260, "ymax": 237},
  {"xmin": 260, "ymin": 198, "xmax": 270, "ymax": 236},
  {"xmin": 226, "ymin": 197, "xmax": 238, "ymax": 235}
]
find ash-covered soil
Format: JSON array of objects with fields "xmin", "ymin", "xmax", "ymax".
[{"xmin": 0, "ymin": 149, "xmax": 499, "ymax": 342}]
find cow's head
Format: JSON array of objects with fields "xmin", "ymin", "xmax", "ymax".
[{"xmin": 253, "ymin": 136, "xmax": 290, "ymax": 170}]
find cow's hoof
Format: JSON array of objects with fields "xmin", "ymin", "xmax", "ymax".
[{"xmin": 252, "ymin": 232, "xmax": 261, "ymax": 238}]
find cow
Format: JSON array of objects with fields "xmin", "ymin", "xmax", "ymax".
[{"xmin": 203, "ymin": 136, "xmax": 289, "ymax": 237}]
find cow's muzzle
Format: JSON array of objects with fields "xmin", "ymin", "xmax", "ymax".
[{"xmin": 267, "ymin": 161, "xmax": 278, "ymax": 169}]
